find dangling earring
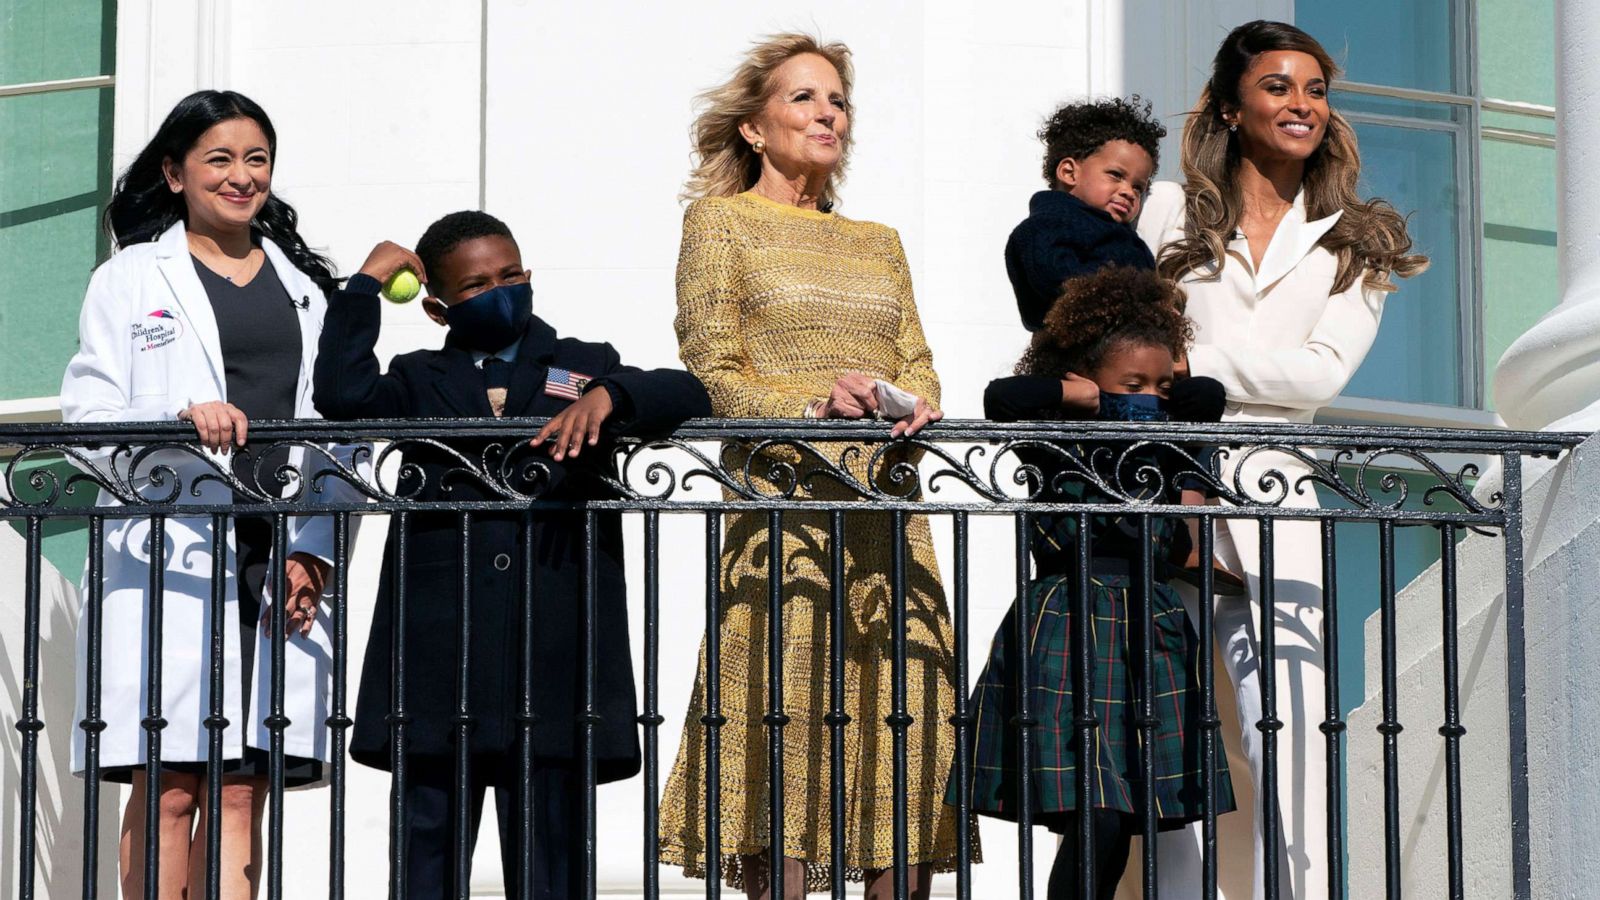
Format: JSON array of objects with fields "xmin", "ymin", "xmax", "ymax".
[
  {"xmin": 1228, "ymin": 123, "xmax": 1238, "ymax": 133},
  {"xmin": 753, "ymin": 139, "xmax": 765, "ymax": 153}
]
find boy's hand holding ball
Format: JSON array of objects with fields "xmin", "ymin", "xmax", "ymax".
[
  {"xmin": 356, "ymin": 241, "xmax": 428, "ymax": 304},
  {"xmin": 383, "ymin": 268, "xmax": 421, "ymax": 303}
]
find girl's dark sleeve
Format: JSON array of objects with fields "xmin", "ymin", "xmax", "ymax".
[
  {"xmin": 984, "ymin": 375, "xmax": 1079, "ymax": 422},
  {"xmin": 1168, "ymin": 375, "xmax": 1226, "ymax": 423}
]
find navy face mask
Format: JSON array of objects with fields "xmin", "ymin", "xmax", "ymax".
[
  {"xmin": 444, "ymin": 282, "xmax": 533, "ymax": 353},
  {"xmin": 1096, "ymin": 390, "xmax": 1170, "ymax": 423}
]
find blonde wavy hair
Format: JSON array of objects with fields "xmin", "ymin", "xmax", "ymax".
[
  {"xmin": 683, "ymin": 33, "xmax": 855, "ymax": 209},
  {"xmin": 1157, "ymin": 20, "xmax": 1428, "ymax": 293}
]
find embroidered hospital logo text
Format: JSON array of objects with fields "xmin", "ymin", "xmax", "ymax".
[{"xmin": 132, "ymin": 309, "xmax": 183, "ymax": 351}]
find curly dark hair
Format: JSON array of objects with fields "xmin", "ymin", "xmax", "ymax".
[
  {"xmin": 1038, "ymin": 95, "xmax": 1167, "ymax": 189},
  {"xmin": 1017, "ymin": 265, "xmax": 1192, "ymax": 379},
  {"xmin": 415, "ymin": 210, "xmax": 517, "ymax": 287}
]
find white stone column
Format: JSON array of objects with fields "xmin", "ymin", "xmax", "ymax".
[{"xmin": 1492, "ymin": 0, "xmax": 1600, "ymax": 432}]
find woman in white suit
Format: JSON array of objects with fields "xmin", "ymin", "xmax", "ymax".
[
  {"xmin": 1135, "ymin": 21, "xmax": 1427, "ymax": 899},
  {"xmin": 60, "ymin": 90, "xmax": 359, "ymax": 900}
]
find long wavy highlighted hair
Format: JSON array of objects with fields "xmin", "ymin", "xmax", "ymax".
[
  {"xmin": 1157, "ymin": 20, "xmax": 1428, "ymax": 293},
  {"xmin": 683, "ymin": 33, "xmax": 855, "ymax": 209}
]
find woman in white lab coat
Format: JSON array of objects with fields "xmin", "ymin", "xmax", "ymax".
[
  {"xmin": 60, "ymin": 90, "xmax": 357, "ymax": 900},
  {"xmin": 1135, "ymin": 21, "xmax": 1428, "ymax": 900}
]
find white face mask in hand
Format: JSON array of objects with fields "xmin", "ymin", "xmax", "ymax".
[{"xmin": 873, "ymin": 379, "xmax": 920, "ymax": 420}]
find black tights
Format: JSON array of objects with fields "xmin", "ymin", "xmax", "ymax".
[{"xmin": 1046, "ymin": 809, "xmax": 1137, "ymax": 900}]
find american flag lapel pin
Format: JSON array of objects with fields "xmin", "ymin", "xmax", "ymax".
[{"xmin": 544, "ymin": 367, "xmax": 593, "ymax": 401}]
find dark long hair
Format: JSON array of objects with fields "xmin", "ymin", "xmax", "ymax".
[
  {"xmin": 1157, "ymin": 20, "xmax": 1427, "ymax": 293},
  {"xmin": 102, "ymin": 90, "xmax": 338, "ymax": 293}
]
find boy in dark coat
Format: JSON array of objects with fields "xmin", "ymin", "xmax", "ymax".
[
  {"xmin": 1005, "ymin": 96, "xmax": 1167, "ymax": 331},
  {"xmin": 314, "ymin": 211, "xmax": 711, "ymax": 899}
]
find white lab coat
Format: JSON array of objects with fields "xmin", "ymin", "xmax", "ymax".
[
  {"xmin": 61, "ymin": 220, "xmax": 362, "ymax": 780},
  {"xmin": 1137, "ymin": 181, "xmax": 1387, "ymax": 899}
]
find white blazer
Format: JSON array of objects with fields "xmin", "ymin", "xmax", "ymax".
[
  {"xmin": 61, "ymin": 220, "xmax": 362, "ymax": 779},
  {"xmin": 1137, "ymin": 180, "xmax": 1386, "ymax": 427}
]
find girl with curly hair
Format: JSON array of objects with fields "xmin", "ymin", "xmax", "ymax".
[{"xmin": 952, "ymin": 266, "xmax": 1236, "ymax": 900}]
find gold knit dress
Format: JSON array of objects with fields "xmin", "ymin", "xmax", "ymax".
[{"xmin": 658, "ymin": 192, "xmax": 975, "ymax": 890}]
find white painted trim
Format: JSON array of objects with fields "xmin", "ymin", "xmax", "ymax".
[
  {"xmin": 0, "ymin": 397, "xmax": 62, "ymax": 424},
  {"xmin": 0, "ymin": 75, "xmax": 115, "ymax": 98},
  {"xmin": 1482, "ymin": 97, "xmax": 1556, "ymax": 119},
  {"xmin": 1316, "ymin": 396, "xmax": 1505, "ymax": 430}
]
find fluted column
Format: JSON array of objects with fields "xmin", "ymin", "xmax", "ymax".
[{"xmin": 1492, "ymin": 0, "xmax": 1600, "ymax": 432}]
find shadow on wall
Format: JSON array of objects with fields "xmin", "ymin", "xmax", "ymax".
[{"xmin": 0, "ymin": 524, "xmax": 120, "ymax": 899}]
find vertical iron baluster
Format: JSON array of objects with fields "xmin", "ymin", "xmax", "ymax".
[
  {"xmin": 1319, "ymin": 519, "xmax": 1345, "ymax": 900},
  {"xmin": 1073, "ymin": 512, "xmax": 1095, "ymax": 898},
  {"xmin": 703, "ymin": 513, "xmax": 724, "ymax": 900},
  {"xmin": 1198, "ymin": 515, "xmax": 1219, "ymax": 900},
  {"xmin": 1501, "ymin": 452, "xmax": 1531, "ymax": 900},
  {"xmin": 1014, "ymin": 512, "xmax": 1034, "ymax": 900},
  {"xmin": 1137, "ymin": 515, "xmax": 1158, "ymax": 898},
  {"xmin": 828, "ymin": 511, "xmax": 849, "ymax": 900},
  {"xmin": 764, "ymin": 510, "xmax": 787, "ymax": 900},
  {"xmin": 389, "ymin": 514, "xmax": 412, "ymax": 900},
  {"xmin": 889, "ymin": 510, "xmax": 911, "ymax": 900},
  {"xmin": 1377, "ymin": 519, "xmax": 1402, "ymax": 899},
  {"xmin": 454, "ymin": 513, "xmax": 474, "ymax": 900},
  {"xmin": 642, "ymin": 511, "xmax": 663, "ymax": 900},
  {"xmin": 518, "ymin": 510, "xmax": 537, "ymax": 900},
  {"xmin": 951, "ymin": 512, "xmax": 973, "ymax": 900},
  {"xmin": 1258, "ymin": 519, "xmax": 1281, "ymax": 900},
  {"xmin": 583, "ymin": 511, "xmax": 601, "ymax": 899},
  {"xmin": 81, "ymin": 517, "xmax": 106, "ymax": 900},
  {"xmin": 328, "ymin": 512, "xmax": 352, "ymax": 900},
  {"xmin": 266, "ymin": 515, "xmax": 289, "ymax": 900},
  {"xmin": 1439, "ymin": 524, "xmax": 1466, "ymax": 900},
  {"xmin": 18, "ymin": 517, "xmax": 43, "ymax": 900},
  {"xmin": 204, "ymin": 515, "xmax": 228, "ymax": 900},
  {"xmin": 142, "ymin": 513, "xmax": 166, "ymax": 900}
]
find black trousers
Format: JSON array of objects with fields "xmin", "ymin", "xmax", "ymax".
[
  {"xmin": 401, "ymin": 755, "xmax": 583, "ymax": 900},
  {"xmin": 1047, "ymin": 810, "xmax": 1138, "ymax": 900}
]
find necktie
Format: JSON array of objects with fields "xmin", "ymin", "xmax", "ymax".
[{"xmin": 483, "ymin": 357, "xmax": 511, "ymax": 417}]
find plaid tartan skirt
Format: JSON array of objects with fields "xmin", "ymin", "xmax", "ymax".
[{"xmin": 949, "ymin": 566, "xmax": 1235, "ymax": 830}]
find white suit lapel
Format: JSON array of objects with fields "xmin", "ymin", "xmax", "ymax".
[
  {"xmin": 153, "ymin": 221, "xmax": 228, "ymax": 396},
  {"xmin": 1254, "ymin": 191, "xmax": 1342, "ymax": 292}
]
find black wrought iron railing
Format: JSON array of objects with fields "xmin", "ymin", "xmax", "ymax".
[{"xmin": 0, "ymin": 417, "xmax": 1583, "ymax": 900}]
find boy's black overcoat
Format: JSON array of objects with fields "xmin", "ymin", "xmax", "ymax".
[{"xmin": 315, "ymin": 289, "xmax": 710, "ymax": 783}]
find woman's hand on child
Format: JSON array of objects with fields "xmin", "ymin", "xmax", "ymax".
[
  {"xmin": 1059, "ymin": 373, "xmax": 1101, "ymax": 412},
  {"xmin": 531, "ymin": 388, "xmax": 614, "ymax": 461},
  {"xmin": 822, "ymin": 373, "xmax": 880, "ymax": 419},
  {"xmin": 356, "ymin": 241, "xmax": 428, "ymax": 287}
]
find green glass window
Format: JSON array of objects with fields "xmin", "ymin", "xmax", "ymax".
[{"xmin": 0, "ymin": 1, "xmax": 116, "ymax": 405}]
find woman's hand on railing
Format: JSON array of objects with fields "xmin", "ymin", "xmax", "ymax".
[
  {"xmin": 890, "ymin": 396, "xmax": 943, "ymax": 438},
  {"xmin": 178, "ymin": 401, "xmax": 250, "ymax": 454},
  {"xmin": 821, "ymin": 373, "xmax": 880, "ymax": 419},
  {"xmin": 265, "ymin": 552, "xmax": 331, "ymax": 637}
]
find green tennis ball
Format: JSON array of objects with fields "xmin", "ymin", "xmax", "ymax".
[{"xmin": 382, "ymin": 268, "xmax": 421, "ymax": 303}]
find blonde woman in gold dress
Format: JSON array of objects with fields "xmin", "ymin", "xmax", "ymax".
[{"xmin": 658, "ymin": 33, "xmax": 973, "ymax": 900}]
